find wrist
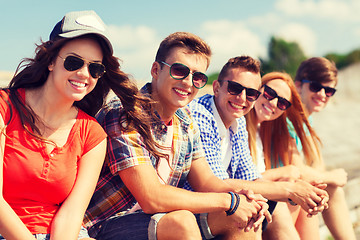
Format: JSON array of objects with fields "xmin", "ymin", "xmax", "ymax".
[{"xmin": 225, "ymin": 192, "xmax": 240, "ymax": 216}]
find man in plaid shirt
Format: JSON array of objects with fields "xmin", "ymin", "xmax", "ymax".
[{"xmin": 84, "ymin": 33, "xmax": 271, "ymax": 240}]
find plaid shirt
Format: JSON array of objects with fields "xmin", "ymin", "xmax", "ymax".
[
  {"xmin": 84, "ymin": 83, "xmax": 205, "ymax": 234},
  {"xmin": 184, "ymin": 94, "xmax": 260, "ymax": 191}
]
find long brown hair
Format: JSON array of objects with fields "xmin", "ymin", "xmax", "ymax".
[
  {"xmin": 3, "ymin": 34, "xmax": 164, "ymax": 161},
  {"xmin": 246, "ymin": 72, "xmax": 321, "ymax": 168}
]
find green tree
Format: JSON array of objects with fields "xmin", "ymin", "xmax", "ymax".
[
  {"xmin": 325, "ymin": 48, "xmax": 360, "ymax": 70},
  {"xmin": 260, "ymin": 36, "xmax": 307, "ymax": 78}
]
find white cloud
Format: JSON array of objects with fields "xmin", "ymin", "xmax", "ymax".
[
  {"xmin": 275, "ymin": 0, "xmax": 360, "ymax": 22},
  {"xmin": 276, "ymin": 23, "xmax": 317, "ymax": 56},
  {"xmin": 200, "ymin": 20, "xmax": 266, "ymax": 74},
  {"xmin": 107, "ymin": 25, "xmax": 160, "ymax": 83}
]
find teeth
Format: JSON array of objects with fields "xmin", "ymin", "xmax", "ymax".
[
  {"xmin": 70, "ymin": 81, "xmax": 86, "ymax": 88},
  {"xmin": 230, "ymin": 102, "xmax": 244, "ymax": 109},
  {"xmin": 263, "ymin": 105, "xmax": 273, "ymax": 113},
  {"xmin": 313, "ymin": 98, "xmax": 324, "ymax": 105},
  {"xmin": 174, "ymin": 88, "xmax": 188, "ymax": 96}
]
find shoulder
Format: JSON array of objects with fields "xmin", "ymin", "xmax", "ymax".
[
  {"xmin": 96, "ymin": 96, "xmax": 124, "ymax": 128},
  {"xmin": 189, "ymin": 94, "xmax": 213, "ymax": 113},
  {"xmin": 188, "ymin": 94, "xmax": 215, "ymax": 126}
]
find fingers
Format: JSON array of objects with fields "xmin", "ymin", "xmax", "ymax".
[
  {"xmin": 244, "ymin": 218, "xmax": 255, "ymax": 232},
  {"xmin": 239, "ymin": 190, "xmax": 268, "ymax": 203}
]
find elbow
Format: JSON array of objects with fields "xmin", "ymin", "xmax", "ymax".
[{"xmin": 139, "ymin": 200, "xmax": 163, "ymax": 214}]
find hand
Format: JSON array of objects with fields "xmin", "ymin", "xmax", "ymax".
[
  {"xmin": 245, "ymin": 200, "xmax": 271, "ymax": 232},
  {"xmin": 289, "ymin": 179, "xmax": 329, "ymax": 216},
  {"xmin": 326, "ymin": 168, "xmax": 348, "ymax": 187},
  {"xmin": 238, "ymin": 189, "xmax": 267, "ymax": 203},
  {"xmin": 238, "ymin": 190, "xmax": 271, "ymax": 232},
  {"xmin": 231, "ymin": 194, "xmax": 262, "ymax": 230}
]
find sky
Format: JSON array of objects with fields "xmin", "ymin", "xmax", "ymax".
[{"xmin": 1, "ymin": 0, "xmax": 360, "ymax": 83}]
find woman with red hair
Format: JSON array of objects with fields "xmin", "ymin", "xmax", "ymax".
[{"xmin": 246, "ymin": 72, "xmax": 326, "ymax": 239}]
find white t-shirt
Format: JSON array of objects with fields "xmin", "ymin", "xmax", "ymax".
[{"xmin": 210, "ymin": 97, "xmax": 238, "ymax": 170}]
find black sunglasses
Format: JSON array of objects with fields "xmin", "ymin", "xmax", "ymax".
[
  {"xmin": 301, "ymin": 79, "xmax": 336, "ymax": 97},
  {"xmin": 58, "ymin": 55, "xmax": 106, "ymax": 79},
  {"xmin": 160, "ymin": 61, "xmax": 208, "ymax": 89},
  {"xmin": 263, "ymin": 85, "xmax": 292, "ymax": 110},
  {"xmin": 220, "ymin": 80, "xmax": 261, "ymax": 102}
]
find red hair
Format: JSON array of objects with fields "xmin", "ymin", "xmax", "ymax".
[{"xmin": 246, "ymin": 72, "xmax": 321, "ymax": 169}]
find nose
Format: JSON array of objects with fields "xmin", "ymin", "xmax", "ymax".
[
  {"xmin": 182, "ymin": 73, "xmax": 193, "ymax": 88},
  {"xmin": 318, "ymin": 88, "xmax": 327, "ymax": 98},
  {"xmin": 77, "ymin": 64, "xmax": 90, "ymax": 78},
  {"xmin": 236, "ymin": 89, "xmax": 247, "ymax": 102},
  {"xmin": 269, "ymin": 97, "xmax": 278, "ymax": 108}
]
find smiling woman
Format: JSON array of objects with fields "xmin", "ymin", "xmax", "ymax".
[{"xmin": 0, "ymin": 10, "xmax": 156, "ymax": 240}]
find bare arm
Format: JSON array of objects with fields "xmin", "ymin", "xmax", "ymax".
[
  {"xmin": 290, "ymin": 138, "xmax": 347, "ymax": 187},
  {"xmin": 50, "ymin": 139, "xmax": 107, "ymax": 240},
  {"xmin": 120, "ymin": 157, "xmax": 269, "ymax": 228},
  {"xmin": 120, "ymin": 160, "xmax": 231, "ymax": 214},
  {"xmin": 0, "ymin": 116, "xmax": 37, "ymax": 240}
]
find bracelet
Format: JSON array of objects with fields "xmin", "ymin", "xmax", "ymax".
[
  {"xmin": 288, "ymin": 198, "xmax": 298, "ymax": 206},
  {"xmin": 226, "ymin": 192, "xmax": 240, "ymax": 216},
  {"xmin": 226, "ymin": 192, "xmax": 235, "ymax": 214}
]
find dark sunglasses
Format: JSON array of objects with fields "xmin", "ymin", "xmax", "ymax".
[
  {"xmin": 58, "ymin": 55, "xmax": 106, "ymax": 79},
  {"xmin": 263, "ymin": 85, "xmax": 292, "ymax": 110},
  {"xmin": 160, "ymin": 61, "xmax": 208, "ymax": 89},
  {"xmin": 301, "ymin": 79, "xmax": 336, "ymax": 97},
  {"xmin": 220, "ymin": 80, "xmax": 261, "ymax": 102}
]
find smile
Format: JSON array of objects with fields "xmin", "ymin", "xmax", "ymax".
[
  {"xmin": 69, "ymin": 80, "xmax": 87, "ymax": 88},
  {"xmin": 174, "ymin": 88, "xmax": 190, "ymax": 96},
  {"xmin": 229, "ymin": 101, "xmax": 245, "ymax": 110}
]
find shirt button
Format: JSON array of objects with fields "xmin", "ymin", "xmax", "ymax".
[
  {"xmin": 45, "ymin": 162, "xmax": 50, "ymax": 167},
  {"xmin": 44, "ymin": 169, "xmax": 48, "ymax": 174}
]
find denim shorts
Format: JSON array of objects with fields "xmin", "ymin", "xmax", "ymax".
[
  {"xmin": 89, "ymin": 210, "xmax": 214, "ymax": 240},
  {"xmin": 0, "ymin": 226, "xmax": 89, "ymax": 240}
]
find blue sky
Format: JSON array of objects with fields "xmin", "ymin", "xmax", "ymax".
[{"xmin": 1, "ymin": 0, "xmax": 360, "ymax": 83}]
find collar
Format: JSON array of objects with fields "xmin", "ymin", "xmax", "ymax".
[
  {"xmin": 141, "ymin": 82, "xmax": 192, "ymax": 126},
  {"xmin": 210, "ymin": 96, "xmax": 238, "ymax": 138}
]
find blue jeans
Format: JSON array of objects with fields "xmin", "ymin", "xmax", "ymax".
[
  {"xmin": 88, "ymin": 211, "xmax": 213, "ymax": 240},
  {"xmin": 0, "ymin": 226, "xmax": 90, "ymax": 239}
]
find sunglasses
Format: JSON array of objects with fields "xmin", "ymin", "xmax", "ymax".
[
  {"xmin": 220, "ymin": 80, "xmax": 261, "ymax": 102},
  {"xmin": 301, "ymin": 79, "xmax": 336, "ymax": 97},
  {"xmin": 58, "ymin": 55, "xmax": 106, "ymax": 79},
  {"xmin": 263, "ymin": 85, "xmax": 292, "ymax": 110},
  {"xmin": 160, "ymin": 61, "xmax": 208, "ymax": 89}
]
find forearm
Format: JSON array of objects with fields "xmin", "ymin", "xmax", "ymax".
[
  {"xmin": 138, "ymin": 183, "xmax": 232, "ymax": 214},
  {"xmin": 50, "ymin": 206, "xmax": 85, "ymax": 240},
  {"xmin": 224, "ymin": 178, "xmax": 291, "ymax": 202},
  {"xmin": 0, "ymin": 198, "xmax": 36, "ymax": 240}
]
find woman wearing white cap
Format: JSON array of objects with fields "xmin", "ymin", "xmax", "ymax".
[{"xmin": 0, "ymin": 10, "xmax": 159, "ymax": 240}]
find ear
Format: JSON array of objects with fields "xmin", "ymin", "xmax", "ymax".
[
  {"xmin": 151, "ymin": 61, "xmax": 161, "ymax": 80},
  {"xmin": 213, "ymin": 80, "xmax": 221, "ymax": 97},
  {"xmin": 48, "ymin": 62, "xmax": 54, "ymax": 72},
  {"xmin": 294, "ymin": 80, "xmax": 302, "ymax": 93}
]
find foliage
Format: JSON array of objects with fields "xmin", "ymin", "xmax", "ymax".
[
  {"xmin": 260, "ymin": 36, "xmax": 307, "ymax": 79},
  {"xmin": 207, "ymin": 72, "xmax": 219, "ymax": 86},
  {"xmin": 326, "ymin": 49, "xmax": 360, "ymax": 70},
  {"xmin": 205, "ymin": 36, "xmax": 360, "ymax": 86}
]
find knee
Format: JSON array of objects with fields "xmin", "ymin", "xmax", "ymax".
[{"xmin": 157, "ymin": 210, "xmax": 201, "ymax": 240}]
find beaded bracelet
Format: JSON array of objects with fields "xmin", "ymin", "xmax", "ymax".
[{"xmin": 226, "ymin": 192, "xmax": 240, "ymax": 216}]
